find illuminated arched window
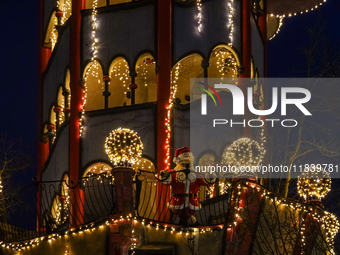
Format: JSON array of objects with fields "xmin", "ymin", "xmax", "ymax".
[
  {"xmin": 109, "ymin": 0, "xmax": 133, "ymax": 4},
  {"xmin": 57, "ymin": 87, "xmax": 66, "ymax": 126},
  {"xmin": 198, "ymin": 153, "xmax": 215, "ymax": 167},
  {"xmin": 84, "ymin": 62, "xmax": 104, "ymax": 111},
  {"xmin": 135, "ymin": 54, "xmax": 157, "ymax": 104},
  {"xmin": 50, "ymin": 175, "xmax": 70, "ymax": 229},
  {"xmin": 86, "ymin": 0, "xmax": 106, "ymax": 9},
  {"xmin": 135, "ymin": 158, "xmax": 156, "ymax": 217},
  {"xmin": 44, "ymin": 0, "xmax": 72, "ymax": 51},
  {"xmin": 134, "ymin": 157, "xmax": 155, "ymax": 173},
  {"xmin": 83, "ymin": 162, "xmax": 113, "ymax": 178},
  {"xmin": 208, "ymin": 45, "xmax": 239, "ymax": 83},
  {"xmin": 172, "ymin": 54, "xmax": 204, "ymax": 104},
  {"xmin": 64, "ymin": 69, "xmax": 71, "ymax": 110},
  {"xmin": 108, "ymin": 57, "xmax": 130, "ymax": 108},
  {"xmin": 251, "ymin": 58, "xmax": 254, "ymax": 79},
  {"xmin": 253, "ymin": 71, "xmax": 264, "ymax": 109},
  {"xmin": 197, "ymin": 153, "xmax": 216, "ymax": 199},
  {"xmin": 45, "ymin": 15, "xmax": 58, "ymax": 50},
  {"xmin": 49, "ymin": 106, "xmax": 57, "ymax": 143},
  {"xmin": 58, "ymin": 0, "xmax": 72, "ymax": 24}
]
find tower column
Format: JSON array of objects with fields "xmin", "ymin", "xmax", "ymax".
[
  {"xmin": 37, "ymin": 0, "xmax": 52, "ymax": 231},
  {"xmin": 69, "ymin": 0, "xmax": 86, "ymax": 227},
  {"xmin": 239, "ymin": 0, "xmax": 252, "ymax": 138},
  {"xmin": 156, "ymin": 0, "xmax": 172, "ymax": 171},
  {"xmin": 156, "ymin": 0, "xmax": 172, "ymax": 221}
]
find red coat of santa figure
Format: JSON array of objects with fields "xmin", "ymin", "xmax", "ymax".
[{"xmin": 161, "ymin": 147, "xmax": 209, "ymax": 224}]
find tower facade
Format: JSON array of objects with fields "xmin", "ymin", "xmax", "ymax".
[{"xmin": 8, "ymin": 0, "xmax": 334, "ymax": 254}]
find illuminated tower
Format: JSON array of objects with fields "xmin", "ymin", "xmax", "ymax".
[{"xmin": 35, "ymin": 0, "xmax": 336, "ymax": 255}]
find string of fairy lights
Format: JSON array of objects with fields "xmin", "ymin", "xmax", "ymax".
[
  {"xmin": 196, "ymin": 0, "xmax": 202, "ymax": 32},
  {"xmin": 3, "ymin": 177, "xmax": 338, "ymax": 253},
  {"xmin": 196, "ymin": 0, "xmax": 234, "ymax": 43},
  {"xmin": 109, "ymin": 59, "xmax": 130, "ymax": 96},
  {"xmin": 227, "ymin": 0, "xmax": 234, "ymax": 46},
  {"xmin": 269, "ymin": 0, "xmax": 327, "ymax": 40},
  {"xmin": 55, "ymin": 191, "xmax": 70, "ymax": 227},
  {"xmin": 79, "ymin": 0, "xmax": 99, "ymax": 137},
  {"xmin": 51, "ymin": 0, "xmax": 72, "ymax": 50}
]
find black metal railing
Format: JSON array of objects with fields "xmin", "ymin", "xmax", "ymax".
[
  {"xmin": 135, "ymin": 169, "xmax": 232, "ymax": 226},
  {"xmin": 0, "ymin": 168, "xmax": 233, "ymax": 243},
  {"xmin": 0, "ymin": 173, "xmax": 116, "ymax": 243}
]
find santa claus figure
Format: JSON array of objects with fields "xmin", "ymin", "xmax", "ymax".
[{"xmin": 161, "ymin": 147, "xmax": 209, "ymax": 225}]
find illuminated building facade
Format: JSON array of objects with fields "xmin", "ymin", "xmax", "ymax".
[{"xmin": 0, "ymin": 0, "xmax": 335, "ymax": 254}]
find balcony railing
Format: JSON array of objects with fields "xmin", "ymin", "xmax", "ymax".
[
  {"xmin": 135, "ymin": 169, "xmax": 231, "ymax": 227},
  {"xmin": 0, "ymin": 168, "xmax": 232, "ymax": 243}
]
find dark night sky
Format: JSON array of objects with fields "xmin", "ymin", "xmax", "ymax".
[{"xmin": 0, "ymin": 0, "xmax": 339, "ymax": 193}]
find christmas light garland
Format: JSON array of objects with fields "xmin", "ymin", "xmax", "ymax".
[
  {"xmin": 196, "ymin": 0, "xmax": 202, "ymax": 32},
  {"xmin": 79, "ymin": 0, "xmax": 99, "ymax": 136},
  {"xmin": 1, "ymin": 180, "xmax": 338, "ymax": 253},
  {"xmin": 269, "ymin": 0, "xmax": 327, "ymax": 40},
  {"xmin": 227, "ymin": 0, "xmax": 234, "ymax": 46}
]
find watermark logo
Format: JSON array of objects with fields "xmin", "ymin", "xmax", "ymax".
[
  {"xmin": 196, "ymin": 82, "xmax": 222, "ymax": 114},
  {"xmin": 200, "ymin": 84, "xmax": 312, "ymax": 116}
]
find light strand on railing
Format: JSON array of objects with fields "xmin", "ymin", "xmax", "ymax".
[
  {"xmin": 79, "ymin": 0, "xmax": 99, "ymax": 137},
  {"xmin": 196, "ymin": 0, "xmax": 202, "ymax": 32},
  {"xmin": 2, "ymin": 182, "xmax": 339, "ymax": 252},
  {"xmin": 2, "ymin": 216, "xmax": 224, "ymax": 252}
]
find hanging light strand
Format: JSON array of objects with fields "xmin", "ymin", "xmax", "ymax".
[
  {"xmin": 197, "ymin": 0, "xmax": 202, "ymax": 32},
  {"xmin": 79, "ymin": 0, "xmax": 99, "ymax": 137}
]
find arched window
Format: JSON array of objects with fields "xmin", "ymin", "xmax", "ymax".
[
  {"xmin": 208, "ymin": 45, "xmax": 239, "ymax": 83},
  {"xmin": 108, "ymin": 57, "xmax": 131, "ymax": 108},
  {"xmin": 110, "ymin": 0, "xmax": 135, "ymax": 4},
  {"xmin": 57, "ymin": 87, "xmax": 65, "ymax": 126},
  {"xmin": 198, "ymin": 153, "xmax": 215, "ymax": 167},
  {"xmin": 49, "ymin": 106, "xmax": 57, "ymax": 143},
  {"xmin": 86, "ymin": 0, "xmax": 106, "ymax": 9},
  {"xmin": 172, "ymin": 54, "xmax": 204, "ymax": 104},
  {"xmin": 83, "ymin": 162, "xmax": 113, "ymax": 178},
  {"xmin": 44, "ymin": 0, "xmax": 72, "ymax": 51},
  {"xmin": 45, "ymin": 15, "xmax": 58, "ymax": 50},
  {"xmin": 253, "ymin": 71, "xmax": 264, "ymax": 109},
  {"xmin": 84, "ymin": 62, "xmax": 104, "ymax": 111},
  {"xmin": 50, "ymin": 175, "xmax": 70, "ymax": 229},
  {"xmin": 58, "ymin": 0, "xmax": 72, "ymax": 24},
  {"xmin": 135, "ymin": 158, "xmax": 156, "ymax": 217},
  {"xmin": 64, "ymin": 69, "xmax": 71, "ymax": 110},
  {"xmin": 197, "ymin": 153, "xmax": 216, "ymax": 199},
  {"xmin": 135, "ymin": 54, "xmax": 157, "ymax": 104},
  {"xmin": 134, "ymin": 157, "xmax": 155, "ymax": 173}
]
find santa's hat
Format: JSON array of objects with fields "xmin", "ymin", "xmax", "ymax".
[{"xmin": 173, "ymin": 147, "xmax": 194, "ymax": 164}]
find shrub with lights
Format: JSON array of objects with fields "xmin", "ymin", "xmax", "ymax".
[
  {"xmin": 297, "ymin": 167, "xmax": 331, "ymax": 201},
  {"xmin": 105, "ymin": 128, "xmax": 143, "ymax": 167},
  {"xmin": 322, "ymin": 211, "xmax": 340, "ymax": 254}
]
